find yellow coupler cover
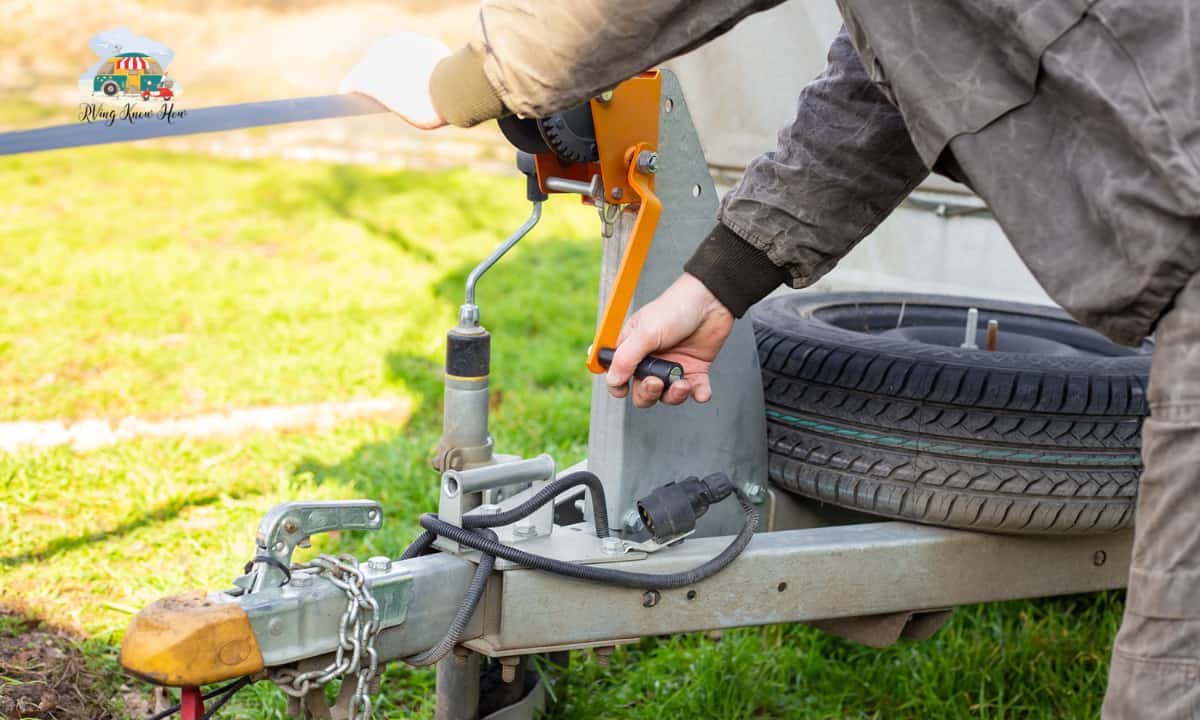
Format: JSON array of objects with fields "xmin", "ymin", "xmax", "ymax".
[{"xmin": 120, "ymin": 591, "xmax": 264, "ymax": 686}]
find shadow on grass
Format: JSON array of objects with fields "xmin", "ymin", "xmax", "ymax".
[
  {"xmin": 0, "ymin": 486, "xmax": 267, "ymax": 569},
  {"xmin": 259, "ymin": 164, "xmax": 527, "ymax": 264}
]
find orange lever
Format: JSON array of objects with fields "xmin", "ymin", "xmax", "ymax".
[{"xmin": 586, "ymin": 142, "xmax": 662, "ymax": 375}]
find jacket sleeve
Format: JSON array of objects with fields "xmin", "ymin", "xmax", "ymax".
[
  {"xmin": 430, "ymin": 0, "xmax": 783, "ymax": 126},
  {"xmin": 684, "ymin": 29, "xmax": 930, "ymax": 316}
]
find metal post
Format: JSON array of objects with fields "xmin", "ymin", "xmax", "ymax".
[{"xmin": 436, "ymin": 652, "xmax": 480, "ymax": 720}]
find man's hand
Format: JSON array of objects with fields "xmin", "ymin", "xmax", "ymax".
[
  {"xmin": 606, "ymin": 273, "xmax": 735, "ymax": 408},
  {"xmin": 339, "ymin": 32, "xmax": 450, "ymax": 129}
]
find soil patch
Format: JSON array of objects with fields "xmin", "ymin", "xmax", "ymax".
[{"xmin": 0, "ymin": 610, "xmax": 120, "ymax": 720}]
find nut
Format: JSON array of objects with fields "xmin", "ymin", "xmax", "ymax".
[
  {"xmin": 601, "ymin": 537, "xmax": 624, "ymax": 555},
  {"xmin": 499, "ymin": 656, "xmax": 521, "ymax": 683},
  {"xmin": 367, "ymin": 556, "xmax": 392, "ymax": 572}
]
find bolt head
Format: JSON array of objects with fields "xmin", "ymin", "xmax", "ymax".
[
  {"xmin": 367, "ymin": 556, "xmax": 392, "ymax": 572},
  {"xmin": 741, "ymin": 482, "xmax": 767, "ymax": 504},
  {"xmin": 268, "ymin": 618, "xmax": 284, "ymax": 636},
  {"xmin": 636, "ymin": 150, "xmax": 659, "ymax": 174},
  {"xmin": 601, "ymin": 537, "xmax": 623, "ymax": 555},
  {"xmin": 611, "ymin": 187, "xmax": 624, "ymax": 200},
  {"xmin": 621, "ymin": 509, "xmax": 644, "ymax": 532},
  {"xmin": 282, "ymin": 518, "xmax": 299, "ymax": 534},
  {"xmin": 478, "ymin": 504, "xmax": 501, "ymax": 516},
  {"xmin": 598, "ymin": 90, "xmax": 614, "ymax": 103},
  {"xmin": 514, "ymin": 521, "xmax": 537, "ymax": 538}
]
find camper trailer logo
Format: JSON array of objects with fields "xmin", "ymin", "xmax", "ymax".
[{"xmin": 78, "ymin": 28, "xmax": 186, "ymax": 126}]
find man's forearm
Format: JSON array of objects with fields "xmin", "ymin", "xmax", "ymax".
[
  {"xmin": 430, "ymin": 0, "xmax": 784, "ymax": 126},
  {"xmin": 686, "ymin": 30, "xmax": 930, "ymax": 316}
]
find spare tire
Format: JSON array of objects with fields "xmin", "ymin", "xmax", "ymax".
[{"xmin": 752, "ymin": 292, "xmax": 1151, "ymax": 535}]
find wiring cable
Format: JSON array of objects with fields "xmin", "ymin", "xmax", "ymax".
[
  {"xmin": 418, "ymin": 489, "xmax": 758, "ymax": 590},
  {"xmin": 461, "ymin": 470, "xmax": 611, "ymax": 538},
  {"xmin": 403, "ymin": 529, "xmax": 498, "ymax": 667}
]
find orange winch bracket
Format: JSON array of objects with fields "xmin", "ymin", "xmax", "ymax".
[{"xmin": 531, "ymin": 71, "xmax": 664, "ymax": 376}]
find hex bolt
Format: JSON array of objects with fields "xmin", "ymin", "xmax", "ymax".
[
  {"xmin": 593, "ymin": 646, "xmax": 614, "ymax": 667},
  {"xmin": 499, "ymin": 656, "xmax": 521, "ymax": 683},
  {"xmin": 601, "ymin": 537, "xmax": 624, "ymax": 555},
  {"xmin": 514, "ymin": 521, "xmax": 537, "ymax": 539},
  {"xmin": 622, "ymin": 509, "xmax": 644, "ymax": 533},
  {"xmin": 741, "ymin": 482, "xmax": 766, "ymax": 504},
  {"xmin": 636, "ymin": 150, "xmax": 659, "ymax": 174},
  {"xmin": 367, "ymin": 556, "xmax": 392, "ymax": 573}
]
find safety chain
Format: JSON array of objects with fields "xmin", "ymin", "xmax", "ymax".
[{"xmin": 269, "ymin": 554, "xmax": 382, "ymax": 720}]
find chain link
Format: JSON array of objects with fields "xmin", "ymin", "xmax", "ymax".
[{"xmin": 269, "ymin": 554, "xmax": 382, "ymax": 719}]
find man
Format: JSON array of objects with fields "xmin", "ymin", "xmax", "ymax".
[{"xmin": 343, "ymin": 3, "xmax": 1200, "ymax": 716}]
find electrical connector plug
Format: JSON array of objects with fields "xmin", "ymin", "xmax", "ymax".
[{"xmin": 636, "ymin": 472, "xmax": 734, "ymax": 542}]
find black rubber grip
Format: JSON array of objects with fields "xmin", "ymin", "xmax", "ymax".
[{"xmin": 596, "ymin": 347, "xmax": 684, "ymax": 388}]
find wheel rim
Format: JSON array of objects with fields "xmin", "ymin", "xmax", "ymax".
[{"xmin": 811, "ymin": 299, "xmax": 1151, "ymax": 358}]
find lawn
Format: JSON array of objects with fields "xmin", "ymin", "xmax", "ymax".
[{"xmin": 0, "ymin": 145, "xmax": 1122, "ymax": 719}]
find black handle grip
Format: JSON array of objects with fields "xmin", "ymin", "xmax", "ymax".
[{"xmin": 596, "ymin": 347, "xmax": 684, "ymax": 388}]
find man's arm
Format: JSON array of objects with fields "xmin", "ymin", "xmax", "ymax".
[
  {"xmin": 680, "ymin": 29, "xmax": 930, "ymax": 319},
  {"xmin": 607, "ymin": 29, "xmax": 931, "ymax": 407},
  {"xmin": 430, "ymin": 0, "xmax": 784, "ymax": 126}
]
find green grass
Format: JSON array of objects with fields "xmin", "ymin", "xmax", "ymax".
[{"xmin": 0, "ymin": 146, "xmax": 1123, "ymax": 719}]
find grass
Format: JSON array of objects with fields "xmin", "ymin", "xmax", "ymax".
[{"xmin": 0, "ymin": 145, "xmax": 1123, "ymax": 719}]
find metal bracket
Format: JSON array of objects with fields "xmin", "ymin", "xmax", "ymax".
[{"xmin": 248, "ymin": 500, "xmax": 383, "ymax": 592}]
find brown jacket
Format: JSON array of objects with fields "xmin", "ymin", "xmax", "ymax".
[{"xmin": 432, "ymin": 0, "xmax": 1200, "ymax": 345}]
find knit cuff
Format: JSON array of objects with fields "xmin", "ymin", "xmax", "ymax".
[
  {"xmin": 429, "ymin": 45, "xmax": 506, "ymax": 128},
  {"xmin": 683, "ymin": 223, "xmax": 789, "ymax": 318}
]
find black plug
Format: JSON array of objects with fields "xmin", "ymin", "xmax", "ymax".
[
  {"xmin": 636, "ymin": 472, "xmax": 734, "ymax": 541},
  {"xmin": 516, "ymin": 151, "xmax": 548, "ymax": 202}
]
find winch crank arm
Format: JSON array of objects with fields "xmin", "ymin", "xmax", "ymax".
[{"xmin": 586, "ymin": 143, "xmax": 683, "ymax": 388}]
